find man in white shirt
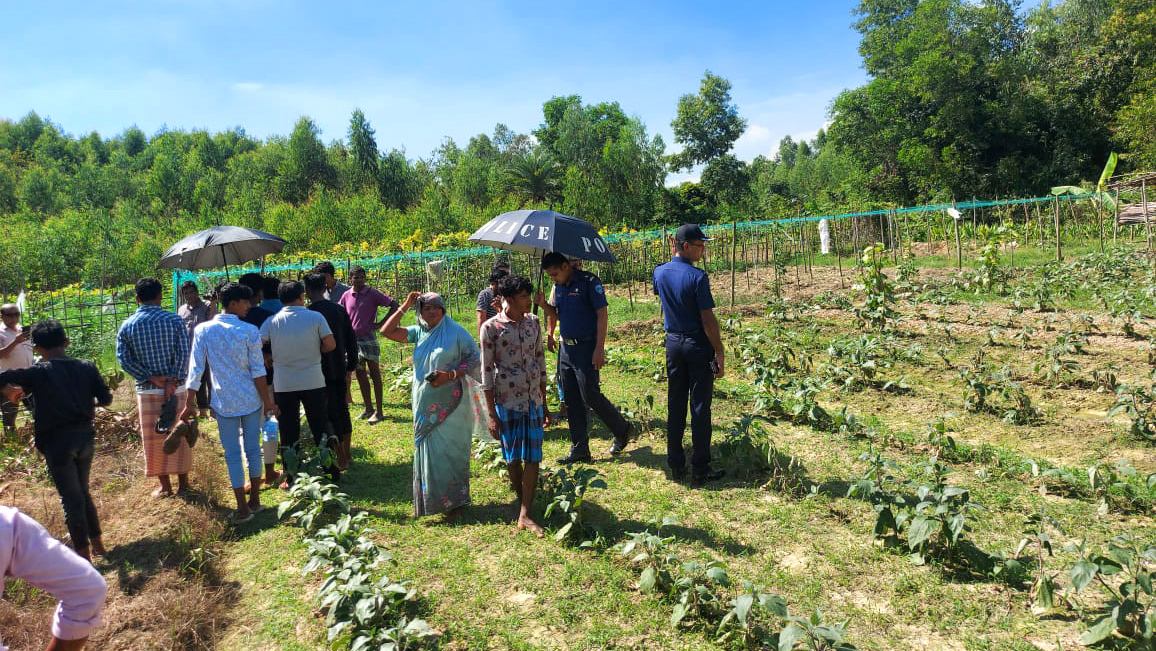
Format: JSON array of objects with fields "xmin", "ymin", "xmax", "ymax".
[
  {"xmin": 178, "ymin": 282, "xmax": 277, "ymax": 523},
  {"xmin": 259, "ymin": 280, "xmax": 338, "ymax": 485},
  {"xmin": 0, "ymin": 304, "xmax": 34, "ymax": 437}
]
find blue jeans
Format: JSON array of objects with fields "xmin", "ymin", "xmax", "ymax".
[{"xmin": 215, "ymin": 408, "xmax": 263, "ymax": 488}]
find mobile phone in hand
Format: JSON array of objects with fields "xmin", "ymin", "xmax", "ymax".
[
  {"xmin": 425, "ymin": 371, "xmax": 439, "ymax": 383},
  {"xmin": 708, "ymin": 359, "xmax": 720, "ymax": 374}
]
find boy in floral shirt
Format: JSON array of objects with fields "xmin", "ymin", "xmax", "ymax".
[{"xmin": 480, "ymin": 275, "xmax": 551, "ymax": 536}]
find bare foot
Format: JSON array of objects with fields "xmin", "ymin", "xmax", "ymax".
[
  {"xmin": 152, "ymin": 487, "xmax": 174, "ymax": 498},
  {"xmin": 75, "ymin": 547, "xmax": 92, "ymax": 562},
  {"xmin": 278, "ymin": 480, "xmax": 290, "ymax": 490},
  {"xmin": 90, "ymin": 538, "xmax": 106, "ymax": 556},
  {"xmin": 516, "ymin": 516, "xmax": 545, "ymax": 538}
]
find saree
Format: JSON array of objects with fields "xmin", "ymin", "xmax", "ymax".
[{"xmin": 407, "ymin": 313, "xmax": 488, "ymax": 517}]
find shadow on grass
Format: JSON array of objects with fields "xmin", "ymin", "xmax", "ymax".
[{"xmin": 582, "ymin": 501, "xmax": 758, "ymax": 556}]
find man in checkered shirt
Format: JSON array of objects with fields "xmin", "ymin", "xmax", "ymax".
[{"xmin": 116, "ymin": 278, "xmax": 192, "ymax": 497}]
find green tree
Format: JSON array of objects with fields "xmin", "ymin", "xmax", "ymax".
[
  {"xmin": 700, "ymin": 153, "xmax": 750, "ymax": 207},
  {"xmin": 348, "ymin": 109, "xmax": 380, "ymax": 191},
  {"xmin": 507, "ymin": 148, "xmax": 563, "ymax": 207},
  {"xmin": 378, "ymin": 149, "xmax": 420, "ymax": 211},
  {"xmin": 120, "ymin": 126, "xmax": 147, "ymax": 157},
  {"xmin": 668, "ymin": 71, "xmax": 747, "ymax": 172},
  {"xmin": 277, "ymin": 117, "xmax": 336, "ymax": 205}
]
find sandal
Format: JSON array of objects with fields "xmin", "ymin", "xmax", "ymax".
[
  {"xmin": 184, "ymin": 419, "xmax": 199, "ymax": 448},
  {"xmin": 162, "ymin": 421, "xmax": 190, "ymax": 454},
  {"xmin": 231, "ymin": 510, "xmax": 254, "ymax": 524}
]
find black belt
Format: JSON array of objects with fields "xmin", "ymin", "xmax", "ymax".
[
  {"xmin": 562, "ymin": 337, "xmax": 594, "ymax": 346},
  {"xmin": 667, "ymin": 330, "xmax": 705, "ymax": 336}
]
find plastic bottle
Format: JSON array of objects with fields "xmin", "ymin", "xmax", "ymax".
[
  {"xmin": 262, "ymin": 416, "xmax": 280, "ymax": 463},
  {"xmin": 263, "ymin": 416, "xmax": 279, "ymax": 442}
]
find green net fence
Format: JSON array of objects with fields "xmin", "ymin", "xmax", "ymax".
[{"xmin": 172, "ymin": 191, "xmax": 1107, "ymax": 314}]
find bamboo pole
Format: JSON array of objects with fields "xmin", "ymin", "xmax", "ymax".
[
  {"xmin": 852, "ymin": 214, "xmax": 860, "ymax": 264},
  {"xmin": 1113, "ymin": 189, "xmax": 1120, "ymax": 245},
  {"xmin": 730, "ymin": 220, "xmax": 736, "ymax": 307},
  {"xmin": 940, "ymin": 209, "xmax": 948, "ymax": 256},
  {"xmin": 835, "ymin": 217, "xmax": 844, "ymax": 288},
  {"xmin": 1143, "ymin": 179, "xmax": 1152, "ymax": 252},
  {"xmin": 953, "ymin": 208, "xmax": 962, "ymax": 270},
  {"xmin": 1053, "ymin": 196, "xmax": 1062, "ymax": 262}
]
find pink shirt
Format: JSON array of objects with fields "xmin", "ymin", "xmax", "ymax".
[
  {"xmin": 0, "ymin": 506, "xmax": 106, "ymax": 646},
  {"xmin": 338, "ymin": 287, "xmax": 397, "ymax": 338}
]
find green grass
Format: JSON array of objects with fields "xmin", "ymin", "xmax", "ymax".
[{"xmin": 202, "ymin": 245, "xmax": 1156, "ymax": 650}]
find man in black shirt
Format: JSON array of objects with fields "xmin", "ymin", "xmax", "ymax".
[
  {"xmin": 237, "ymin": 273, "xmax": 273, "ymax": 328},
  {"xmin": 305, "ymin": 273, "xmax": 358, "ymax": 470},
  {"xmin": 0, "ymin": 320, "xmax": 112, "ymax": 560}
]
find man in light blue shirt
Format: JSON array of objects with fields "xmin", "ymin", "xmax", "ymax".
[
  {"xmin": 260, "ymin": 280, "xmax": 338, "ymax": 484},
  {"xmin": 178, "ymin": 282, "xmax": 276, "ymax": 523}
]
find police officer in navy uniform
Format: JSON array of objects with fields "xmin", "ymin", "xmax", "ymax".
[
  {"xmin": 535, "ymin": 252, "xmax": 632, "ymax": 463},
  {"xmin": 653, "ymin": 224, "xmax": 726, "ymax": 485}
]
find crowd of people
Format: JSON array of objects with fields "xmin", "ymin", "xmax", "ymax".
[{"xmin": 0, "ymin": 223, "xmax": 723, "ymax": 648}]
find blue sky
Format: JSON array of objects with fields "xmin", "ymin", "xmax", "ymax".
[{"xmin": 0, "ymin": 1, "xmax": 868, "ymax": 182}]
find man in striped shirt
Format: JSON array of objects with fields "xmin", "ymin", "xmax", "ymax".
[{"xmin": 116, "ymin": 278, "xmax": 192, "ymax": 497}]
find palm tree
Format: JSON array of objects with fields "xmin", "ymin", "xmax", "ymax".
[{"xmin": 506, "ymin": 149, "xmax": 563, "ymax": 208}]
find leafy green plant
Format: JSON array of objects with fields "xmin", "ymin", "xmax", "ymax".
[
  {"xmin": 1065, "ymin": 535, "xmax": 1155, "ymax": 648},
  {"xmin": 277, "ymin": 474, "xmax": 351, "ymax": 532},
  {"xmin": 1109, "ymin": 379, "xmax": 1156, "ymax": 444},
  {"xmin": 1033, "ymin": 338, "xmax": 1081, "ymax": 387},
  {"xmin": 717, "ymin": 581, "xmax": 789, "ymax": 649},
  {"xmin": 904, "ymin": 459, "xmax": 985, "ymax": 564},
  {"xmin": 1015, "ymin": 512, "xmax": 1065, "ymax": 613},
  {"xmin": 670, "ymin": 559, "xmax": 730, "ymax": 628},
  {"xmin": 853, "ymin": 244, "xmax": 898, "ymax": 332},
  {"xmin": 539, "ymin": 466, "xmax": 607, "ymax": 545},
  {"xmin": 958, "ymin": 351, "xmax": 1039, "ymax": 424},
  {"xmin": 386, "ymin": 362, "xmax": 414, "ymax": 394},
  {"xmin": 820, "ymin": 335, "xmax": 908, "ymax": 393},
  {"xmin": 618, "ymin": 516, "xmax": 680, "ymax": 595},
  {"xmin": 1087, "ymin": 460, "xmax": 1156, "ymax": 515},
  {"xmin": 846, "ymin": 448, "xmax": 906, "ymax": 545},
  {"xmin": 472, "ymin": 439, "xmax": 508, "ymax": 479},
  {"xmin": 778, "ymin": 610, "xmax": 857, "ymax": 651}
]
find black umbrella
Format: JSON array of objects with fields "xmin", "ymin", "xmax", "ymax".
[
  {"xmin": 158, "ymin": 226, "xmax": 288, "ymax": 273},
  {"xmin": 467, "ymin": 210, "xmax": 617, "ymax": 263}
]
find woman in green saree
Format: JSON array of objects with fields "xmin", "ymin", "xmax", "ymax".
[{"xmin": 380, "ymin": 291, "xmax": 488, "ymax": 518}]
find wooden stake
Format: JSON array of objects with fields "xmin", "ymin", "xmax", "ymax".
[
  {"xmin": 730, "ymin": 220, "xmax": 737, "ymax": 307},
  {"xmin": 953, "ymin": 209, "xmax": 962, "ymax": 270},
  {"xmin": 1053, "ymin": 196, "xmax": 1062, "ymax": 262},
  {"xmin": 1113, "ymin": 189, "xmax": 1119, "ymax": 245},
  {"xmin": 835, "ymin": 218, "xmax": 844, "ymax": 288},
  {"xmin": 1143, "ymin": 179, "xmax": 1152, "ymax": 252}
]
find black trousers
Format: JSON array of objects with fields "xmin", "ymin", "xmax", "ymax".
[
  {"xmin": 323, "ymin": 380, "xmax": 352, "ymax": 442},
  {"xmin": 559, "ymin": 340, "xmax": 629, "ymax": 457},
  {"xmin": 195, "ymin": 366, "xmax": 211, "ymax": 410},
  {"xmin": 665, "ymin": 332, "xmax": 715, "ymax": 474},
  {"xmin": 42, "ymin": 434, "xmax": 101, "ymax": 550},
  {"xmin": 275, "ymin": 387, "xmax": 338, "ymax": 479}
]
